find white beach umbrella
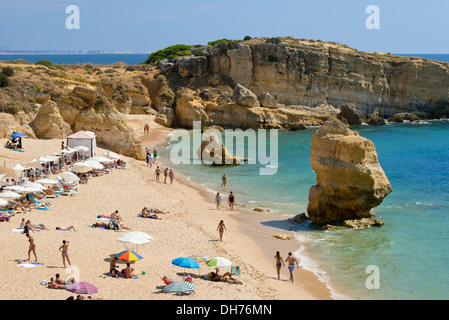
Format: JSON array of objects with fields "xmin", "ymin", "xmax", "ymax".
[
  {"xmin": 58, "ymin": 172, "xmax": 80, "ymax": 183},
  {"xmin": 117, "ymin": 232, "xmax": 154, "ymax": 249},
  {"xmin": 104, "ymin": 151, "xmax": 120, "ymax": 160},
  {"xmin": 13, "ymin": 164, "xmax": 27, "ymax": 171},
  {"xmin": 83, "ymin": 161, "xmax": 103, "ymax": 170},
  {"xmin": 36, "ymin": 178, "xmax": 58, "ymax": 185},
  {"xmin": 0, "ymin": 198, "xmax": 8, "ymax": 206},
  {"xmin": 0, "ymin": 190, "xmax": 21, "ymax": 199},
  {"xmin": 71, "ymin": 162, "xmax": 94, "ymax": 173},
  {"xmin": 90, "ymin": 156, "xmax": 113, "ymax": 164},
  {"xmin": 22, "ymin": 182, "xmax": 46, "ymax": 190},
  {"xmin": 205, "ymin": 257, "xmax": 233, "ymax": 268},
  {"xmin": 23, "ymin": 159, "xmax": 42, "ymax": 169},
  {"xmin": 5, "ymin": 186, "xmax": 29, "ymax": 193},
  {"xmin": 39, "ymin": 156, "xmax": 54, "ymax": 163},
  {"xmin": 73, "ymin": 146, "xmax": 89, "ymax": 152}
]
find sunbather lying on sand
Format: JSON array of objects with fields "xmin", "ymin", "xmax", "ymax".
[
  {"xmin": 56, "ymin": 226, "xmax": 76, "ymax": 232},
  {"xmin": 48, "ymin": 278, "xmax": 66, "ymax": 289},
  {"xmin": 209, "ymin": 272, "xmax": 243, "ymax": 284},
  {"xmin": 140, "ymin": 211, "xmax": 162, "ymax": 219},
  {"xmin": 141, "ymin": 207, "xmax": 168, "ymax": 214}
]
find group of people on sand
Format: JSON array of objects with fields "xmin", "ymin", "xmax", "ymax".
[
  {"xmin": 274, "ymin": 251, "xmax": 300, "ymax": 282},
  {"xmin": 145, "ymin": 148, "xmax": 158, "ymax": 167},
  {"xmin": 215, "ymin": 191, "xmax": 235, "ymax": 211},
  {"xmin": 24, "ymin": 232, "xmax": 71, "ymax": 269},
  {"xmin": 140, "ymin": 207, "xmax": 166, "ymax": 219},
  {"xmin": 154, "ymin": 166, "xmax": 175, "ymax": 184},
  {"xmin": 48, "ymin": 273, "xmax": 75, "ymax": 289},
  {"xmin": 94, "ymin": 210, "xmax": 131, "ymax": 230},
  {"xmin": 109, "ymin": 257, "xmax": 136, "ymax": 279}
]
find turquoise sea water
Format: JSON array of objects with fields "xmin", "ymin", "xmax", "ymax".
[{"xmin": 158, "ymin": 120, "xmax": 449, "ymax": 300}]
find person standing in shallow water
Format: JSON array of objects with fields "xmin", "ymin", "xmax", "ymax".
[
  {"xmin": 222, "ymin": 174, "xmax": 227, "ymax": 187},
  {"xmin": 215, "ymin": 192, "xmax": 221, "ymax": 210},
  {"xmin": 274, "ymin": 251, "xmax": 285, "ymax": 280},
  {"xmin": 228, "ymin": 191, "xmax": 235, "ymax": 211}
]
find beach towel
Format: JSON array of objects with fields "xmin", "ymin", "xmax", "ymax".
[
  {"xmin": 37, "ymin": 207, "xmax": 51, "ymax": 211},
  {"xmin": 95, "ymin": 215, "xmax": 112, "ymax": 221},
  {"xmin": 17, "ymin": 262, "xmax": 44, "ymax": 268}
]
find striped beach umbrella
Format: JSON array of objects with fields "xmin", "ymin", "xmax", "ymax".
[
  {"xmin": 189, "ymin": 254, "xmax": 212, "ymax": 263},
  {"xmin": 163, "ymin": 281, "xmax": 195, "ymax": 294},
  {"xmin": 116, "ymin": 250, "xmax": 143, "ymax": 262},
  {"xmin": 66, "ymin": 282, "xmax": 98, "ymax": 295}
]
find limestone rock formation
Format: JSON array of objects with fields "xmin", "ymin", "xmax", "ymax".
[
  {"xmin": 344, "ymin": 218, "xmax": 384, "ymax": 229},
  {"xmin": 232, "ymin": 84, "xmax": 259, "ymax": 107},
  {"xmin": 259, "ymin": 92, "xmax": 278, "ymax": 109},
  {"xmin": 388, "ymin": 112, "xmax": 421, "ymax": 123},
  {"xmin": 197, "ymin": 134, "xmax": 243, "ymax": 165},
  {"xmin": 30, "ymin": 100, "xmax": 72, "ymax": 138},
  {"xmin": 307, "ymin": 119, "xmax": 392, "ymax": 224},
  {"xmin": 177, "ymin": 56, "xmax": 208, "ymax": 78},
  {"xmin": 367, "ymin": 117, "xmax": 387, "ymax": 126},
  {"xmin": 339, "ymin": 103, "xmax": 366, "ymax": 125}
]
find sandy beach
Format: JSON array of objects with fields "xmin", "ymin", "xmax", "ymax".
[{"xmin": 0, "ymin": 114, "xmax": 331, "ymax": 300}]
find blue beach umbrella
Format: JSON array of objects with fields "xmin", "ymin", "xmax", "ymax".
[
  {"xmin": 172, "ymin": 257, "xmax": 200, "ymax": 269},
  {"xmin": 11, "ymin": 132, "xmax": 28, "ymax": 138}
]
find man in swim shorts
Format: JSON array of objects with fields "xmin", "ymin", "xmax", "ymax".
[{"xmin": 285, "ymin": 252, "xmax": 299, "ymax": 283}]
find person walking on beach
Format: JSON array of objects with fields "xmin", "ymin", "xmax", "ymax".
[
  {"xmin": 217, "ymin": 220, "xmax": 227, "ymax": 242},
  {"xmin": 155, "ymin": 166, "xmax": 161, "ymax": 182},
  {"xmin": 215, "ymin": 192, "xmax": 222, "ymax": 210},
  {"xmin": 169, "ymin": 169, "xmax": 174, "ymax": 184},
  {"xmin": 26, "ymin": 233, "xmax": 37, "ymax": 262},
  {"xmin": 285, "ymin": 252, "xmax": 299, "ymax": 283},
  {"xmin": 164, "ymin": 167, "xmax": 169, "ymax": 183},
  {"xmin": 146, "ymin": 151, "xmax": 151, "ymax": 167},
  {"xmin": 274, "ymin": 251, "xmax": 285, "ymax": 280},
  {"xmin": 59, "ymin": 240, "xmax": 71, "ymax": 268},
  {"xmin": 228, "ymin": 191, "xmax": 235, "ymax": 211},
  {"xmin": 222, "ymin": 174, "xmax": 227, "ymax": 187}
]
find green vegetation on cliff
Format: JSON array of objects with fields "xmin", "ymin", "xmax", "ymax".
[{"xmin": 145, "ymin": 44, "xmax": 193, "ymax": 64}]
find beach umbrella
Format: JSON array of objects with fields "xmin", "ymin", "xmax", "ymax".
[
  {"xmin": 66, "ymin": 282, "xmax": 98, "ymax": 295},
  {"xmin": 104, "ymin": 151, "xmax": 120, "ymax": 160},
  {"xmin": 0, "ymin": 198, "xmax": 8, "ymax": 206},
  {"xmin": 90, "ymin": 156, "xmax": 113, "ymax": 164},
  {"xmin": 189, "ymin": 254, "xmax": 213, "ymax": 263},
  {"xmin": 116, "ymin": 232, "xmax": 153, "ymax": 252},
  {"xmin": 36, "ymin": 178, "xmax": 58, "ymax": 185},
  {"xmin": 10, "ymin": 132, "xmax": 28, "ymax": 138},
  {"xmin": 6, "ymin": 186, "xmax": 41, "ymax": 194},
  {"xmin": 205, "ymin": 257, "xmax": 232, "ymax": 268},
  {"xmin": 71, "ymin": 162, "xmax": 93, "ymax": 173},
  {"xmin": 23, "ymin": 160, "xmax": 42, "ymax": 169},
  {"xmin": 22, "ymin": 182, "xmax": 46, "ymax": 190},
  {"xmin": 58, "ymin": 172, "xmax": 80, "ymax": 183},
  {"xmin": 172, "ymin": 257, "xmax": 200, "ymax": 269},
  {"xmin": 0, "ymin": 190, "xmax": 21, "ymax": 199},
  {"xmin": 39, "ymin": 157, "xmax": 54, "ymax": 163},
  {"xmin": 13, "ymin": 164, "xmax": 27, "ymax": 171},
  {"xmin": 115, "ymin": 250, "xmax": 143, "ymax": 262},
  {"xmin": 163, "ymin": 281, "xmax": 195, "ymax": 294},
  {"xmin": 83, "ymin": 161, "xmax": 103, "ymax": 170}
]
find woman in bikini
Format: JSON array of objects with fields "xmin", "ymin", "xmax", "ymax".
[
  {"xmin": 215, "ymin": 192, "xmax": 221, "ymax": 210},
  {"xmin": 59, "ymin": 240, "xmax": 71, "ymax": 268},
  {"xmin": 274, "ymin": 251, "xmax": 285, "ymax": 280},
  {"xmin": 26, "ymin": 233, "xmax": 37, "ymax": 262},
  {"xmin": 217, "ymin": 220, "xmax": 227, "ymax": 242}
]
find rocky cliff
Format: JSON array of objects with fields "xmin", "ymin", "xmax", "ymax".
[
  {"xmin": 148, "ymin": 37, "xmax": 449, "ymax": 130},
  {"xmin": 307, "ymin": 119, "xmax": 392, "ymax": 224},
  {"xmin": 0, "ymin": 61, "xmax": 151, "ymax": 160}
]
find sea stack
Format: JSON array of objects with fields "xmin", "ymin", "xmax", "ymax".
[{"xmin": 307, "ymin": 119, "xmax": 392, "ymax": 224}]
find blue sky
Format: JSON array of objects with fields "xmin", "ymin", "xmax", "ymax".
[{"xmin": 1, "ymin": 0, "xmax": 448, "ymax": 53}]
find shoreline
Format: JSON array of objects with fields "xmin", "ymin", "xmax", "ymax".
[{"xmin": 137, "ymin": 115, "xmax": 332, "ymax": 300}]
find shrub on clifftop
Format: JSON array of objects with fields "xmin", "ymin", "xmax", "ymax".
[
  {"xmin": 145, "ymin": 44, "xmax": 193, "ymax": 64},
  {"xmin": 0, "ymin": 73, "xmax": 10, "ymax": 87}
]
